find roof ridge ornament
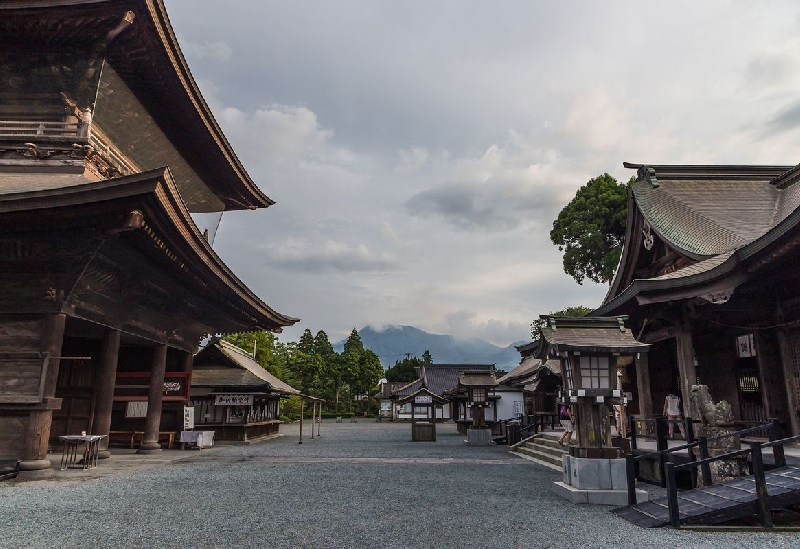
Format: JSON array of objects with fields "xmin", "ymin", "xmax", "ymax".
[
  {"xmin": 642, "ymin": 222, "xmax": 654, "ymax": 250},
  {"xmin": 637, "ymin": 166, "xmax": 659, "ymax": 188}
]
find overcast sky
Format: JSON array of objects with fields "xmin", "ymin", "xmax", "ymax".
[{"xmin": 166, "ymin": 1, "xmax": 800, "ymax": 347}]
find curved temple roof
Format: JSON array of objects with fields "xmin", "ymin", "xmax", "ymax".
[
  {"xmin": 0, "ymin": 167, "xmax": 299, "ymax": 336},
  {"xmin": 598, "ymin": 162, "xmax": 800, "ymax": 315},
  {"xmin": 0, "ymin": 0, "xmax": 274, "ymax": 212}
]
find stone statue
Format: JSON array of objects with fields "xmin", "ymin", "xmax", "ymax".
[{"xmin": 689, "ymin": 384, "xmax": 744, "ymax": 484}]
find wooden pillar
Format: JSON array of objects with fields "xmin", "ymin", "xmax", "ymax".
[
  {"xmin": 575, "ymin": 401, "xmax": 610, "ymax": 449},
  {"xmin": 776, "ymin": 301, "xmax": 800, "ymax": 435},
  {"xmin": 138, "ymin": 344, "xmax": 167, "ymax": 454},
  {"xmin": 93, "ymin": 328, "xmax": 121, "ymax": 459},
  {"xmin": 776, "ymin": 330, "xmax": 800, "ymax": 435},
  {"xmin": 674, "ymin": 316, "xmax": 697, "ymax": 418},
  {"xmin": 635, "ymin": 352, "xmax": 653, "ymax": 419},
  {"xmin": 299, "ymin": 398, "xmax": 305, "ymax": 444},
  {"xmin": 20, "ymin": 314, "xmax": 66, "ymax": 478},
  {"xmin": 310, "ymin": 401, "xmax": 315, "ymax": 439},
  {"xmin": 317, "ymin": 402, "xmax": 321, "ymax": 437},
  {"xmin": 180, "ymin": 350, "xmax": 193, "ymax": 372}
]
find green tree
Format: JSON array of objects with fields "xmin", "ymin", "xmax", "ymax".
[
  {"xmin": 530, "ymin": 306, "xmax": 594, "ymax": 338},
  {"xmin": 422, "ymin": 350, "xmax": 433, "ymax": 364},
  {"xmin": 357, "ymin": 349, "xmax": 384, "ymax": 414},
  {"xmin": 385, "ymin": 355, "xmax": 421, "ymax": 382},
  {"xmin": 342, "ymin": 328, "xmax": 364, "ymax": 411},
  {"xmin": 222, "ymin": 331, "xmax": 282, "ymax": 378},
  {"xmin": 550, "ymin": 173, "xmax": 629, "ymax": 285},
  {"xmin": 312, "ymin": 330, "xmax": 342, "ymax": 410}
]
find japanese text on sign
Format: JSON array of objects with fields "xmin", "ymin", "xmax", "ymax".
[{"xmin": 214, "ymin": 394, "xmax": 253, "ymax": 406}]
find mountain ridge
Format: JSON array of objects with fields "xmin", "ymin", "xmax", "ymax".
[{"xmin": 333, "ymin": 325, "xmax": 526, "ymax": 371}]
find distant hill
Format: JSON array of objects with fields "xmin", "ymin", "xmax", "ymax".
[{"xmin": 333, "ymin": 325, "xmax": 526, "ymax": 371}]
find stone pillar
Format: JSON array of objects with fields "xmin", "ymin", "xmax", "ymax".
[
  {"xmin": 93, "ymin": 329, "xmax": 120, "ymax": 459},
  {"xmin": 675, "ymin": 316, "xmax": 697, "ymax": 418},
  {"xmin": 138, "ymin": 344, "xmax": 167, "ymax": 454},
  {"xmin": 20, "ymin": 314, "xmax": 66, "ymax": 479},
  {"xmin": 635, "ymin": 352, "xmax": 653, "ymax": 419}
]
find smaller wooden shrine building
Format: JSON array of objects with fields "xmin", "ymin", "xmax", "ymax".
[
  {"xmin": 391, "ymin": 364, "xmax": 496, "ymax": 421},
  {"xmin": 189, "ymin": 339, "xmax": 301, "ymax": 442},
  {"xmin": 504, "ymin": 347, "xmax": 562, "ymax": 428}
]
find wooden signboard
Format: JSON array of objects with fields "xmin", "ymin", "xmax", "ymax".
[
  {"xmin": 214, "ymin": 394, "xmax": 253, "ymax": 406},
  {"xmin": 113, "ymin": 371, "xmax": 191, "ymax": 401}
]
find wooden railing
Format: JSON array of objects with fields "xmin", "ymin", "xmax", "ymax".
[
  {"xmin": 663, "ymin": 432, "xmax": 800, "ymax": 528},
  {"xmin": 0, "ymin": 120, "xmax": 84, "ymax": 139},
  {"xmin": 625, "ymin": 419, "xmax": 779, "ymax": 505}
]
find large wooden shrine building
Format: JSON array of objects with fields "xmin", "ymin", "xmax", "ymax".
[
  {"xmin": 595, "ymin": 163, "xmax": 800, "ymax": 437},
  {"xmin": 0, "ymin": 0, "xmax": 297, "ymax": 477}
]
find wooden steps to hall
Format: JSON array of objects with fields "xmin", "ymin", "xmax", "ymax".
[
  {"xmin": 614, "ymin": 465, "xmax": 800, "ymax": 528},
  {"xmin": 509, "ymin": 432, "xmax": 568, "ymax": 470}
]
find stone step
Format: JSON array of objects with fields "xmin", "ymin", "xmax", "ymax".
[
  {"xmin": 517, "ymin": 437, "xmax": 570, "ymax": 455},
  {"xmin": 515, "ymin": 446, "xmax": 564, "ymax": 465},
  {"xmin": 511, "ymin": 447, "xmax": 563, "ymax": 471}
]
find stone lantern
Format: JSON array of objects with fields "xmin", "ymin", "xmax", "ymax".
[
  {"xmin": 459, "ymin": 370, "xmax": 498, "ymax": 446},
  {"xmin": 535, "ymin": 315, "xmax": 651, "ymax": 505}
]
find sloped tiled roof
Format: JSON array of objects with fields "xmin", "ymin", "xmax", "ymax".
[
  {"xmin": 459, "ymin": 371, "xmax": 498, "ymax": 387},
  {"xmin": 391, "ymin": 364, "xmax": 495, "ymax": 397},
  {"xmin": 538, "ymin": 316, "xmax": 650, "ymax": 354},
  {"xmin": 628, "ymin": 164, "xmax": 798, "ymax": 259},
  {"xmin": 497, "ymin": 357, "xmax": 538, "ymax": 385},
  {"xmin": 375, "ymin": 381, "xmax": 407, "ymax": 399},
  {"xmin": 192, "ymin": 339, "xmax": 300, "ymax": 395},
  {"xmin": 598, "ymin": 163, "xmax": 800, "ymax": 314}
]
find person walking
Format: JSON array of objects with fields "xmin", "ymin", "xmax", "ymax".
[{"xmin": 557, "ymin": 403, "xmax": 574, "ymax": 446}]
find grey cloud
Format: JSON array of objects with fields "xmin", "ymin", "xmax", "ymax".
[
  {"xmin": 264, "ymin": 241, "xmax": 397, "ymax": 274},
  {"xmin": 762, "ymin": 101, "xmax": 800, "ymax": 136},
  {"xmin": 405, "ymin": 184, "xmax": 510, "ymax": 231}
]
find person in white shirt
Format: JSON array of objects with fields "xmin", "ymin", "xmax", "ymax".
[{"xmin": 663, "ymin": 393, "xmax": 686, "ymax": 439}]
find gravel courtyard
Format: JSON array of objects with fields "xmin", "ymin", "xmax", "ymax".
[{"xmin": 0, "ymin": 421, "xmax": 795, "ymax": 548}]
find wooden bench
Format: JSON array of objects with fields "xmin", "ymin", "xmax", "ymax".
[
  {"xmin": 109, "ymin": 431, "xmax": 140, "ymax": 449},
  {"xmin": 108, "ymin": 431, "xmax": 174, "ymax": 449},
  {"xmin": 156, "ymin": 431, "xmax": 175, "ymax": 450}
]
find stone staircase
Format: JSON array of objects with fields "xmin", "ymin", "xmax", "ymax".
[{"xmin": 509, "ymin": 431, "xmax": 569, "ymax": 470}]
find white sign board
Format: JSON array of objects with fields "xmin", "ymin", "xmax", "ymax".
[
  {"xmin": 183, "ymin": 406, "xmax": 195, "ymax": 430},
  {"xmin": 214, "ymin": 394, "xmax": 253, "ymax": 406},
  {"xmin": 414, "ymin": 395, "xmax": 433, "ymax": 404},
  {"xmin": 737, "ymin": 334, "xmax": 756, "ymax": 358},
  {"xmin": 125, "ymin": 401, "xmax": 148, "ymax": 418}
]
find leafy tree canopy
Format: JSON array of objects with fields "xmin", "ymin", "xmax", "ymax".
[
  {"xmin": 385, "ymin": 356, "xmax": 422, "ymax": 382},
  {"xmin": 550, "ymin": 173, "xmax": 629, "ymax": 285},
  {"xmin": 222, "ymin": 331, "xmax": 282, "ymax": 377},
  {"xmin": 530, "ymin": 306, "xmax": 594, "ymax": 338}
]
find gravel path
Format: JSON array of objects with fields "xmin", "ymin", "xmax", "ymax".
[{"xmin": 0, "ymin": 421, "xmax": 795, "ymax": 548}]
